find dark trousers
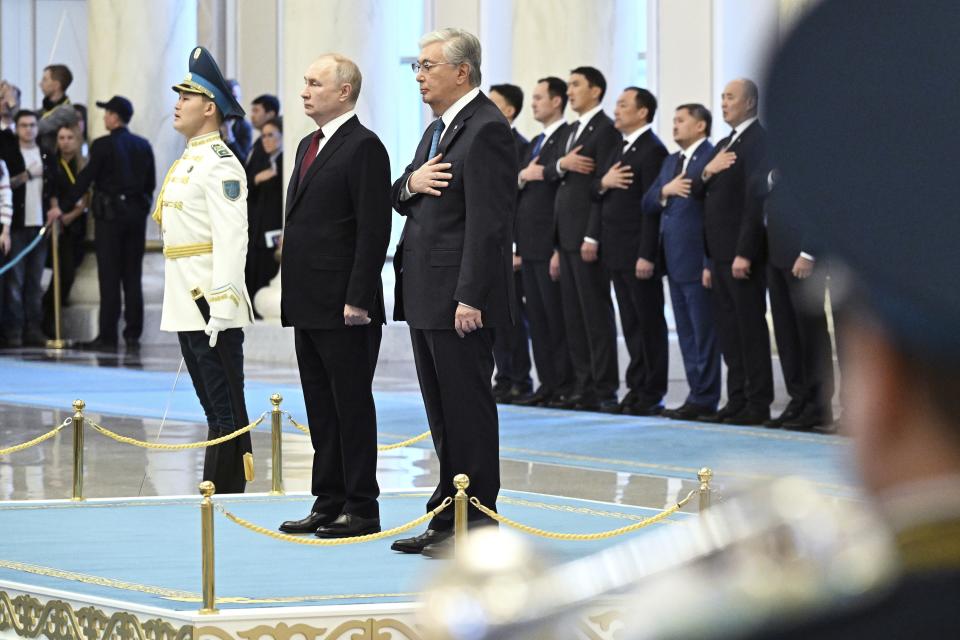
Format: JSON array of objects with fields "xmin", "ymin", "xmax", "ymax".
[
  {"xmin": 244, "ymin": 246, "xmax": 279, "ymax": 303},
  {"xmin": 521, "ymin": 259, "xmax": 573, "ymax": 394},
  {"xmin": 410, "ymin": 327, "xmax": 499, "ymax": 529},
  {"xmin": 95, "ymin": 214, "xmax": 146, "ymax": 341},
  {"xmin": 493, "ymin": 269, "xmax": 532, "ymax": 389},
  {"xmin": 3, "ymin": 226, "xmax": 48, "ymax": 341},
  {"xmin": 712, "ymin": 260, "xmax": 774, "ymax": 409},
  {"xmin": 609, "ymin": 269, "xmax": 669, "ymax": 404},
  {"xmin": 42, "ymin": 229, "xmax": 86, "ymax": 337},
  {"xmin": 178, "ymin": 328, "xmax": 248, "ymax": 494},
  {"xmin": 668, "ymin": 277, "xmax": 721, "ymax": 409},
  {"xmin": 295, "ymin": 325, "xmax": 382, "ymax": 518},
  {"xmin": 768, "ymin": 263, "xmax": 834, "ymax": 413},
  {"xmin": 558, "ymin": 250, "xmax": 619, "ymax": 399}
]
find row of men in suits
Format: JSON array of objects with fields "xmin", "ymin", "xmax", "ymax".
[{"xmin": 489, "ymin": 70, "xmax": 834, "ymax": 430}]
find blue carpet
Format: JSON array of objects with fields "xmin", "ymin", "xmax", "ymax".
[
  {"xmin": 0, "ymin": 491, "xmax": 691, "ymax": 610},
  {"xmin": 0, "ymin": 358, "xmax": 854, "ymax": 494}
]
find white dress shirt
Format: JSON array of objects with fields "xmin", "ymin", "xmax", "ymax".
[{"xmin": 312, "ymin": 109, "xmax": 356, "ymax": 157}]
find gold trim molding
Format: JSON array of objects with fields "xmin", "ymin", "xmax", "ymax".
[{"xmin": 0, "ymin": 591, "xmax": 192, "ymax": 640}]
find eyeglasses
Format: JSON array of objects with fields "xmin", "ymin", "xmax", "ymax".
[{"xmin": 411, "ymin": 60, "xmax": 456, "ymax": 74}]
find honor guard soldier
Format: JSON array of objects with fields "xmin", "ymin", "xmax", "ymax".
[{"xmin": 154, "ymin": 46, "xmax": 255, "ymax": 494}]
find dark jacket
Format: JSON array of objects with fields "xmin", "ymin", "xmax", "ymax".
[
  {"xmin": 515, "ymin": 123, "xmax": 570, "ymax": 260},
  {"xmin": 547, "ymin": 109, "xmax": 622, "ymax": 252},
  {"xmin": 281, "ymin": 116, "xmax": 392, "ymax": 329},
  {"xmin": 691, "ymin": 121, "xmax": 769, "ymax": 262},
  {"xmin": 391, "ymin": 92, "xmax": 518, "ymax": 329},
  {"xmin": 592, "ymin": 128, "xmax": 668, "ymax": 271},
  {"xmin": 641, "ymin": 141, "xmax": 715, "ymax": 283}
]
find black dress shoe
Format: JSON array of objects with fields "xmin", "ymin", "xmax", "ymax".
[
  {"xmin": 23, "ymin": 330, "xmax": 47, "ymax": 347},
  {"xmin": 502, "ymin": 383, "xmax": 533, "ymax": 405},
  {"xmin": 554, "ymin": 392, "xmax": 588, "ymax": 410},
  {"xmin": 512, "ymin": 386, "xmax": 552, "ymax": 407},
  {"xmin": 763, "ymin": 402, "xmax": 804, "ymax": 429},
  {"xmin": 782, "ymin": 406, "xmax": 834, "ymax": 431},
  {"xmin": 421, "ymin": 535, "xmax": 455, "ymax": 559},
  {"xmin": 279, "ymin": 511, "xmax": 337, "ymax": 534},
  {"xmin": 723, "ymin": 406, "xmax": 771, "ymax": 426},
  {"xmin": 663, "ymin": 402, "xmax": 714, "ymax": 420},
  {"xmin": 616, "ymin": 390, "xmax": 641, "ymax": 413},
  {"xmin": 699, "ymin": 403, "xmax": 745, "ymax": 423},
  {"xmin": 390, "ymin": 528, "xmax": 454, "ymax": 554},
  {"xmin": 315, "ymin": 513, "xmax": 381, "ymax": 538},
  {"xmin": 79, "ymin": 337, "xmax": 118, "ymax": 352},
  {"xmin": 628, "ymin": 401, "xmax": 664, "ymax": 417},
  {"xmin": 124, "ymin": 337, "xmax": 141, "ymax": 352},
  {"xmin": 492, "ymin": 382, "xmax": 512, "ymax": 403}
]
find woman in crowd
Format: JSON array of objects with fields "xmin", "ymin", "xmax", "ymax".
[
  {"xmin": 42, "ymin": 122, "xmax": 88, "ymax": 336},
  {"xmin": 245, "ymin": 117, "xmax": 283, "ymax": 306}
]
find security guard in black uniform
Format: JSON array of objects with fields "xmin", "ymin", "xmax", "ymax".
[
  {"xmin": 155, "ymin": 46, "xmax": 254, "ymax": 495},
  {"xmin": 744, "ymin": 0, "xmax": 960, "ymax": 637},
  {"xmin": 55, "ymin": 95, "xmax": 155, "ymax": 351}
]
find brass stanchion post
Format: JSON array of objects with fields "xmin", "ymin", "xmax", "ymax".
[
  {"xmin": 453, "ymin": 474, "xmax": 470, "ymax": 556},
  {"xmin": 270, "ymin": 393, "xmax": 284, "ymax": 495},
  {"xmin": 199, "ymin": 481, "xmax": 218, "ymax": 615},
  {"xmin": 698, "ymin": 467, "xmax": 713, "ymax": 512},
  {"xmin": 71, "ymin": 400, "xmax": 85, "ymax": 501},
  {"xmin": 46, "ymin": 221, "xmax": 67, "ymax": 349}
]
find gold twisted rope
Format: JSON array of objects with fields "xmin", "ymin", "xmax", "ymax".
[
  {"xmin": 285, "ymin": 412, "xmax": 432, "ymax": 451},
  {"xmin": 0, "ymin": 418, "xmax": 71, "ymax": 456},
  {"xmin": 86, "ymin": 413, "xmax": 266, "ymax": 450},
  {"xmin": 216, "ymin": 496, "xmax": 452, "ymax": 545},
  {"xmin": 468, "ymin": 489, "xmax": 698, "ymax": 541}
]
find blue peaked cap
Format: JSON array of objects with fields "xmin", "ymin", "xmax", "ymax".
[{"xmin": 171, "ymin": 46, "xmax": 245, "ymax": 118}]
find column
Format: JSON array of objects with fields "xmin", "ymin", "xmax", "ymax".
[{"xmin": 77, "ymin": 1, "xmax": 199, "ymax": 326}]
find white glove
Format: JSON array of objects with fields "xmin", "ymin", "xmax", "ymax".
[{"xmin": 205, "ymin": 316, "xmax": 232, "ymax": 348}]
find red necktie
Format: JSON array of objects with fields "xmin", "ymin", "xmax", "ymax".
[{"xmin": 298, "ymin": 129, "xmax": 325, "ymax": 182}]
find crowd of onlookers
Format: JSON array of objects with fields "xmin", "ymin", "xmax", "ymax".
[
  {"xmin": 0, "ymin": 61, "xmax": 837, "ymax": 432},
  {"xmin": 0, "ymin": 65, "xmax": 284, "ymax": 349}
]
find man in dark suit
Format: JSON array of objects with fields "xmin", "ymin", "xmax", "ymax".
[
  {"xmin": 277, "ymin": 54, "xmax": 391, "ymax": 538},
  {"xmin": 547, "ymin": 66, "xmax": 622, "ymax": 412},
  {"xmin": 593, "ymin": 87, "xmax": 668, "ymax": 415},
  {"xmin": 389, "ymin": 28, "xmax": 516, "ymax": 556},
  {"xmin": 691, "ymin": 79, "xmax": 773, "ymax": 426},
  {"xmin": 56, "ymin": 96, "xmax": 156, "ymax": 352},
  {"xmin": 513, "ymin": 77, "xmax": 574, "ymax": 407},
  {"xmin": 745, "ymin": 2, "xmax": 960, "ymax": 636},
  {"xmin": 642, "ymin": 104, "xmax": 721, "ymax": 420},
  {"xmin": 762, "ymin": 175, "xmax": 834, "ymax": 430},
  {"xmin": 489, "ymin": 82, "xmax": 533, "ymax": 403},
  {"xmin": 244, "ymin": 94, "xmax": 280, "ymax": 188}
]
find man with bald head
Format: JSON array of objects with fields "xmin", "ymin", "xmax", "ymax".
[
  {"xmin": 278, "ymin": 53, "xmax": 392, "ymax": 538},
  {"xmin": 692, "ymin": 78, "xmax": 773, "ymax": 426}
]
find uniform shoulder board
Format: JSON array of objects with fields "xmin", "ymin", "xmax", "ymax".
[{"xmin": 211, "ymin": 142, "xmax": 233, "ymax": 158}]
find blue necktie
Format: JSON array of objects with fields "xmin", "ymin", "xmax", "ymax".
[
  {"xmin": 428, "ymin": 119, "xmax": 445, "ymax": 158},
  {"xmin": 529, "ymin": 132, "xmax": 545, "ymax": 160}
]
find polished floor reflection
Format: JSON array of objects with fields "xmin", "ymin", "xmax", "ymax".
[{"xmin": 0, "ymin": 344, "xmax": 842, "ymax": 510}]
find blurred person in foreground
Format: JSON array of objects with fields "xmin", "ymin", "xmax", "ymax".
[{"xmin": 746, "ymin": 0, "xmax": 960, "ymax": 636}]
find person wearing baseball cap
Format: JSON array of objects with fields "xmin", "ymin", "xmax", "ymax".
[{"xmin": 53, "ymin": 93, "xmax": 155, "ymax": 353}]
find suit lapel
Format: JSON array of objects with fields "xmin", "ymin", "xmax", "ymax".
[
  {"xmin": 437, "ymin": 92, "xmax": 486, "ymax": 157},
  {"xmin": 285, "ymin": 135, "xmax": 311, "ymax": 219},
  {"xmin": 288, "ymin": 116, "xmax": 359, "ymax": 212}
]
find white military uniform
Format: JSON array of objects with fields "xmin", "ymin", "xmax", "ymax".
[{"xmin": 153, "ymin": 130, "xmax": 254, "ymax": 332}]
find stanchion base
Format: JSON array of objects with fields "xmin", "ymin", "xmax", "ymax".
[{"xmin": 45, "ymin": 339, "xmax": 73, "ymax": 350}]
